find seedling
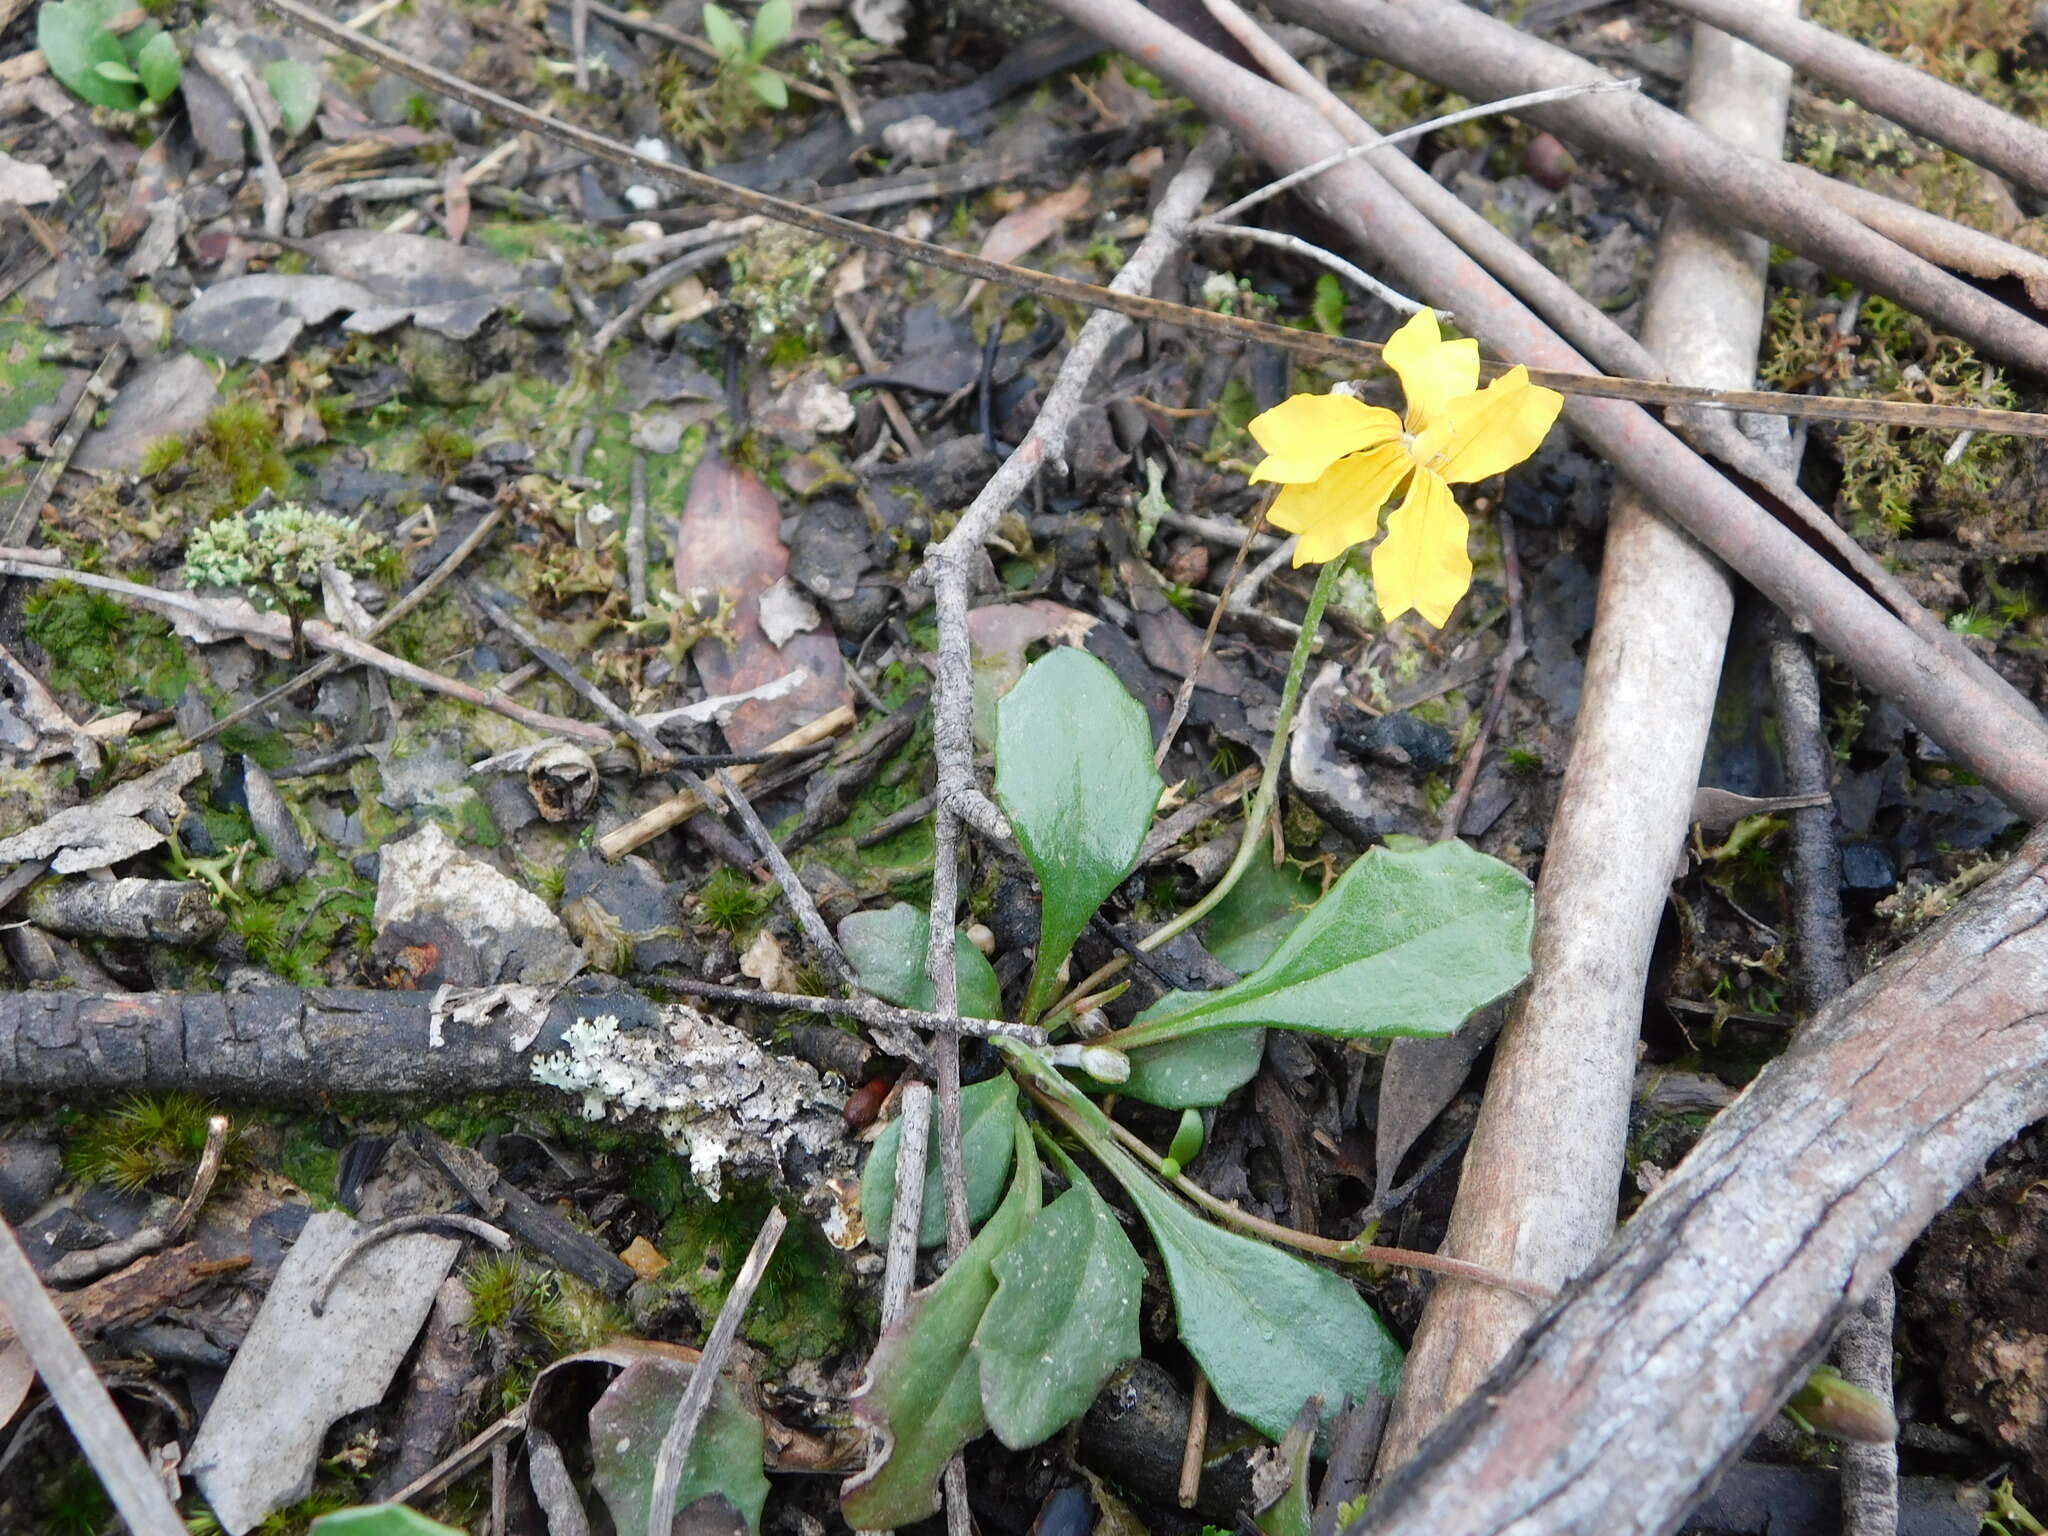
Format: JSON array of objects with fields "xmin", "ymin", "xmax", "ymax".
[
  {"xmin": 702, "ymin": 0, "xmax": 794, "ymax": 110},
  {"xmin": 38, "ymin": 0, "xmax": 321, "ymax": 127}
]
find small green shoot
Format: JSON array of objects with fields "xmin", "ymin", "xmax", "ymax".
[
  {"xmin": 702, "ymin": 0, "xmax": 793, "ymax": 109},
  {"xmin": 65, "ymin": 1093, "xmax": 237, "ymax": 1193}
]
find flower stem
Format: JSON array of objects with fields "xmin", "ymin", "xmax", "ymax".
[{"xmin": 1045, "ymin": 554, "xmax": 1346, "ymax": 1028}]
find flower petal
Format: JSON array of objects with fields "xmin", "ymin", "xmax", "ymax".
[
  {"xmin": 1410, "ymin": 365, "xmax": 1564, "ymax": 485},
  {"xmin": 1371, "ymin": 471, "xmax": 1470, "ymax": 628},
  {"xmin": 1248, "ymin": 393, "xmax": 1401, "ymax": 484},
  {"xmin": 1383, "ymin": 308, "xmax": 1480, "ymax": 434},
  {"xmin": 1267, "ymin": 444, "xmax": 1411, "ymax": 567}
]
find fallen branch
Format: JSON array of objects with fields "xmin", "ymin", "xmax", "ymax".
[
  {"xmin": 1031, "ymin": 0, "xmax": 2048, "ymax": 818},
  {"xmin": 1268, "ymin": 0, "xmax": 2048, "ymax": 374},
  {"xmin": 1654, "ymin": 0, "xmax": 2048, "ymax": 200},
  {"xmin": 1375, "ymin": 7, "xmax": 1787, "ymax": 1471},
  {"xmin": 1349, "ymin": 819, "xmax": 2048, "ymax": 1536}
]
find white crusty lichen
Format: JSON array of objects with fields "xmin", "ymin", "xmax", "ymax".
[{"xmin": 530, "ymin": 1006, "xmax": 851, "ymax": 1201}]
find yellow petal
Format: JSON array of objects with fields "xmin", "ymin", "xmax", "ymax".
[
  {"xmin": 1410, "ymin": 365, "xmax": 1565, "ymax": 485},
  {"xmin": 1371, "ymin": 471, "xmax": 1470, "ymax": 627},
  {"xmin": 1383, "ymin": 309, "xmax": 1480, "ymax": 434},
  {"xmin": 1268, "ymin": 444, "xmax": 1412, "ymax": 566},
  {"xmin": 1248, "ymin": 393, "xmax": 1401, "ymax": 484}
]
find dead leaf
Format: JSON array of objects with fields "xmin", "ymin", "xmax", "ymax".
[
  {"xmin": 958, "ymin": 182, "xmax": 1090, "ymax": 309},
  {"xmin": 0, "ymin": 752, "xmax": 201, "ymax": 873},
  {"xmin": 187, "ymin": 1211, "xmax": 461, "ymax": 1534},
  {"xmin": 73, "ymin": 354, "xmax": 221, "ymax": 473},
  {"xmin": 619, "ymin": 1236, "xmax": 670, "ymax": 1280},
  {"xmin": 0, "ymin": 151, "xmax": 61, "ymax": 207},
  {"xmin": 675, "ymin": 456, "xmax": 852, "ymax": 752}
]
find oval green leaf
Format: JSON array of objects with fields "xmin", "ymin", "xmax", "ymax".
[
  {"xmin": 701, "ymin": 1, "xmax": 745, "ymax": 58},
  {"xmin": 845, "ymin": 1117, "xmax": 1040, "ymax": 1528},
  {"xmin": 749, "ymin": 0, "xmax": 792, "ymax": 59},
  {"xmin": 747, "ymin": 68, "xmax": 787, "ymax": 108},
  {"xmin": 262, "ymin": 59, "xmax": 321, "ymax": 137},
  {"xmin": 588, "ymin": 1360, "xmax": 770, "ymax": 1535},
  {"xmin": 1117, "ymin": 1023, "xmax": 1264, "ymax": 1108},
  {"xmin": 1109, "ymin": 1143, "xmax": 1401, "ymax": 1442},
  {"xmin": 861, "ymin": 1074, "xmax": 1018, "ymax": 1248},
  {"xmin": 993, "ymin": 648, "xmax": 1163, "ymax": 1020},
  {"xmin": 38, "ymin": 0, "xmax": 140, "ymax": 109},
  {"xmin": 1114, "ymin": 840, "xmax": 1533, "ymax": 1051},
  {"xmin": 135, "ymin": 30, "xmax": 181, "ymax": 103},
  {"xmin": 974, "ymin": 1170, "xmax": 1142, "ymax": 1449},
  {"xmin": 838, "ymin": 902, "xmax": 1002, "ymax": 1021}
]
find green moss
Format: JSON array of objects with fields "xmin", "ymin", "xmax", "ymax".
[
  {"xmin": 233, "ymin": 856, "xmax": 376, "ymax": 987},
  {"xmin": 1762, "ymin": 292, "xmax": 2020, "ymax": 538},
  {"xmin": 696, "ymin": 867, "xmax": 770, "ymax": 933},
  {"xmin": 65, "ymin": 1093, "xmax": 241, "ymax": 1194},
  {"xmin": 192, "ymin": 401, "xmax": 294, "ymax": 512},
  {"xmin": 23, "ymin": 580, "xmax": 192, "ymax": 707},
  {"xmin": 629, "ymin": 1168, "xmax": 860, "ymax": 1366},
  {"xmin": 276, "ymin": 1117, "xmax": 342, "ymax": 1206},
  {"xmin": 138, "ymin": 435, "xmax": 186, "ymax": 476},
  {"xmin": 415, "ymin": 421, "xmax": 476, "ymax": 478}
]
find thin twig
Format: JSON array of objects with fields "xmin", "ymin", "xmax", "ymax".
[
  {"xmin": 1179, "ymin": 1370, "xmax": 1212, "ymax": 1508},
  {"xmin": 877, "ymin": 1083, "xmax": 933, "ymax": 1324},
  {"xmin": 224, "ymin": 66, "xmax": 289, "ymax": 237},
  {"xmin": 835, "ymin": 297, "xmax": 926, "ymax": 457},
  {"xmin": 591, "ymin": 240, "xmax": 739, "ymax": 352},
  {"xmin": 0, "ymin": 1214, "xmax": 186, "ymax": 1536},
  {"xmin": 310, "ymin": 1213, "xmax": 512, "ymax": 1316},
  {"xmin": 1201, "ymin": 223, "xmax": 1426, "ymax": 315},
  {"xmin": 663, "ymin": 976, "xmax": 1048, "ymax": 1044},
  {"xmin": 712, "ymin": 766, "xmax": 857, "ymax": 987},
  {"xmin": 598, "ymin": 704, "xmax": 857, "ymax": 859},
  {"xmin": 5, "ymin": 343, "xmax": 126, "ymax": 546},
  {"xmin": 1203, "ymin": 68, "xmax": 1641, "ymax": 223},
  {"xmin": 1439, "ymin": 508, "xmax": 1524, "ymax": 838},
  {"xmin": 1157, "ymin": 504, "xmax": 1269, "ymax": 769},
  {"xmin": 471, "ymin": 587, "xmax": 669, "ymax": 761},
  {"xmin": 646, "ymin": 1206, "xmax": 787, "ymax": 1536},
  {"xmin": 245, "ymin": 0, "xmax": 2048, "ymax": 443},
  {"xmin": 919, "ymin": 131, "xmax": 1237, "ymax": 1283},
  {"xmin": 627, "ymin": 453, "xmax": 650, "ymax": 617}
]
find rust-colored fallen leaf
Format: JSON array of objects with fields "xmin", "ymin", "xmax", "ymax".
[
  {"xmin": 674, "ymin": 455, "xmax": 852, "ymax": 752},
  {"xmin": 958, "ymin": 182, "xmax": 1092, "ymax": 310}
]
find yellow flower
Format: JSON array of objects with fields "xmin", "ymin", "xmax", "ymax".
[{"xmin": 1246, "ymin": 310, "xmax": 1564, "ymax": 627}]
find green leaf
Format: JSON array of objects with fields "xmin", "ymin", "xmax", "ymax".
[
  {"xmin": 1107, "ymin": 1143, "xmax": 1401, "ymax": 1443},
  {"xmin": 994, "ymin": 648, "xmax": 1163, "ymax": 1020},
  {"xmin": 845, "ymin": 1117, "xmax": 1041, "ymax": 1528},
  {"xmin": 587, "ymin": 1360, "xmax": 771, "ymax": 1535},
  {"xmin": 1205, "ymin": 854, "xmax": 1318, "ymax": 974},
  {"xmin": 1311, "ymin": 272, "xmax": 1346, "ymax": 338},
  {"xmin": 748, "ymin": 0, "xmax": 792, "ymax": 60},
  {"xmin": 1160, "ymin": 1108, "xmax": 1204, "ymax": 1176},
  {"xmin": 838, "ymin": 902, "xmax": 1002, "ymax": 1021},
  {"xmin": 748, "ymin": 68, "xmax": 787, "ymax": 108},
  {"xmin": 261, "ymin": 58, "xmax": 321, "ymax": 137},
  {"xmin": 92, "ymin": 58, "xmax": 138, "ymax": 82},
  {"xmin": 1252, "ymin": 1405, "xmax": 1318, "ymax": 1536},
  {"xmin": 38, "ymin": 0, "xmax": 140, "ymax": 109},
  {"xmin": 974, "ymin": 1165, "xmax": 1142, "ymax": 1448},
  {"xmin": 134, "ymin": 30, "xmax": 181, "ymax": 103},
  {"xmin": 861, "ymin": 1075, "xmax": 1018, "ymax": 1248},
  {"xmin": 701, "ymin": 1, "xmax": 745, "ymax": 58},
  {"xmin": 1118, "ymin": 1026, "xmax": 1264, "ymax": 1108},
  {"xmin": 1114, "ymin": 840, "xmax": 1533, "ymax": 1051},
  {"xmin": 311, "ymin": 1508, "xmax": 465, "ymax": 1536}
]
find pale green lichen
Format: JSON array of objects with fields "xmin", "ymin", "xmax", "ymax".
[{"xmin": 183, "ymin": 501, "xmax": 384, "ymax": 596}]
